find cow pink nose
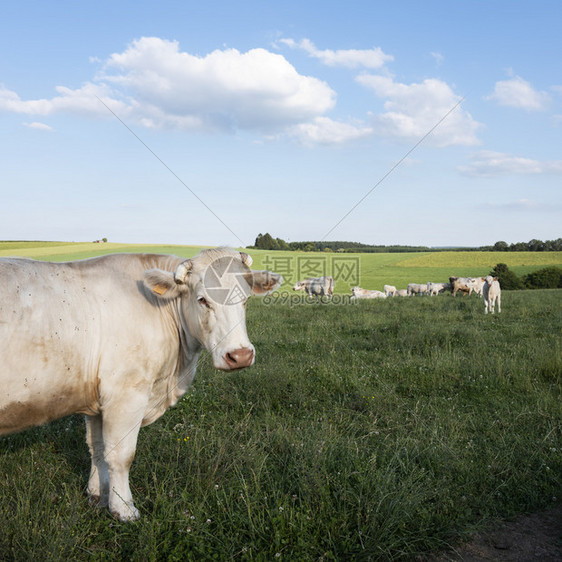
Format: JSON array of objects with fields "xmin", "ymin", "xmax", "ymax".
[{"xmin": 224, "ymin": 347, "xmax": 255, "ymax": 370}]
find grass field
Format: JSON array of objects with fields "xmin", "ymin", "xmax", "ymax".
[
  {"xmin": 0, "ymin": 263, "xmax": 560, "ymax": 559},
  {"xmin": 1, "ymin": 241, "xmax": 561, "ymax": 294}
]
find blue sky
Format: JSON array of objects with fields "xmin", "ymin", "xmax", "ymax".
[{"xmin": 1, "ymin": 0, "xmax": 561, "ymax": 247}]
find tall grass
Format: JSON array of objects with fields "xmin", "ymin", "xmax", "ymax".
[{"xmin": 0, "ymin": 289, "xmax": 560, "ymax": 560}]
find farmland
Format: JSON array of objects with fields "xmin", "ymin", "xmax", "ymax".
[
  {"xmin": 1, "ymin": 241, "xmax": 561, "ymax": 294},
  {"xmin": 0, "ymin": 242, "xmax": 560, "ymax": 559}
]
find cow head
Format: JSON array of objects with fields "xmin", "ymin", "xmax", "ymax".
[
  {"xmin": 144, "ymin": 248, "xmax": 282, "ymax": 371},
  {"xmin": 292, "ymin": 281, "xmax": 305, "ymax": 291}
]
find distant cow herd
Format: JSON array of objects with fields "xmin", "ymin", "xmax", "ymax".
[{"xmin": 293, "ymin": 275, "xmax": 501, "ymax": 314}]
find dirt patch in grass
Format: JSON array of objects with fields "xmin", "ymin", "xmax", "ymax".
[{"xmin": 426, "ymin": 505, "xmax": 562, "ymax": 561}]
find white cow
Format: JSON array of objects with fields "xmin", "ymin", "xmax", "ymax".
[
  {"xmin": 449, "ymin": 276, "xmax": 474, "ymax": 297},
  {"xmin": 407, "ymin": 283, "xmax": 428, "ymax": 296},
  {"xmin": 427, "ymin": 282, "xmax": 449, "ymax": 296},
  {"xmin": 470, "ymin": 277, "xmax": 486, "ymax": 296},
  {"xmin": 351, "ymin": 287, "xmax": 387, "ymax": 299},
  {"xmin": 0, "ymin": 248, "xmax": 282, "ymax": 521},
  {"xmin": 293, "ymin": 276, "xmax": 334, "ymax": 298},
  {"xmin": 482, "ymin": 275, "xmax": 501, "ymax": 314},
  {"xmin": 383, "ymin": 284, "xmax": 397, "ymax": 297}
]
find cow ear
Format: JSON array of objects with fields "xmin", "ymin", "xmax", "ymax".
[
  {"xmin": 144, "ymin": 269, "xmax": 184, "ymax": 299},
  {"xmin": 250, "ymin": 270, "xmax": 283, "ymax": 295},
  {"xmin": 240, "ymin": 252, "xmax": 253, "ymax": 267}
]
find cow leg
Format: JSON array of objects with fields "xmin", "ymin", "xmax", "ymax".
[
  {"xmin": 101, "ymin": 392, "xmax": 149, "ymax": 521},
  {"xmin": 85, "ymin": 414, "xmax": 109, "ymax": 507},
  {"xmin": 497, "ymin": 294, "xmax": 501, "ymax": 313}
]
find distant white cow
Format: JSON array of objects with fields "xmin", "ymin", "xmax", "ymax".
[
  {"xmin": 383, "ymin": 284, "xmax": 397, "ymax": 297},
  {"xmin": 395, "ymin": 289, "xmax": 409, "ymax": 297},
  {"xmin": 470, "ymin": 277, "xmax": 486, "ymax": 296},
  {"xmin": 293, "ymin": 276, "xmax": 334, "ymax": 298},
  {"xmin": 449, "ymin": 276, "xmax": 474, "ymax": 297},
  {"xmin": 351, "ymin": 287, "xmax": 387, "ymax": 299},
  {"xmin": 407, "ymin": 283, "xmax": 428, "ymax": 296},
  {"xmin": 427, "ymin": 282, "xmax": 449, "ymax": 296},
  {"xmin": 482, "ymin": 275, "xmax": 501, "ymax": 314}
]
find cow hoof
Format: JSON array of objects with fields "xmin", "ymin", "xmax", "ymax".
[{"xmin": 111, "ymin": 505, "xmax": 140, "ymax": 522}]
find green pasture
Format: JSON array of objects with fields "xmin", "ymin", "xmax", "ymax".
[
  {"xmin": 230, "ymin": 248, "xmax": 560, "ymax": 295},
  {"xmin": 0, "ymin": 241, "xmax": 209, "ymax": 263},
  {"xmin": 2, "ymin": 242, "xmax": 561, "ymax": 295},
  {"xmin": 0, "ymin": 288, "xmax": 560, "ymax": 560}
]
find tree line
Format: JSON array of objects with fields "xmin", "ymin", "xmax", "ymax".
[
  {"xmin": 482, "ymin": 239, "xmax": 562, "ymax": 252},
  {"xmin": 250, "ymin": 233, "xmax": 562, "ymax": 253},
  {"xmin": 491, "ymin": 263, "xmax": 562, "ymax": 290}
]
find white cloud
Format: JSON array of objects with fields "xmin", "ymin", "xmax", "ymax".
[
  {"xmin": 430, "ymin": 52, "xmax": 444, "ymax": 66},
  {"xmin": 459, "ymin": 151, "xmax": 562, "ymax": 176},
  {"xmin": 23, "ymin": 121, "xmax": 54, "ymax": 131},
  {"xmin": 0, "ymin": 82, "xmax": 129, "ymax": 118},
  {"xmin": 357, "ymin": 75, "xmax": 482, "ymax": 146},
  {"xmin": 278, "ymin": 38, "xmax": 393, "ymax": 69},
  {"xmin": 0, "ymin": 37, "xmax": 483, "ymax": 148},
  {"xmin": 287, "ymin": 117, "xmax": 373, "ymax": 146},
  {"xmin": 486, "ymin": 75, "xmax": 550, "ymax": 110},
  {"xmin": 0, "ymin": 37, "xmax": 336, "ymax": 135},
  {"xmin": 102, "ymin": 38, "xmax": 336, "ymax": 132}
]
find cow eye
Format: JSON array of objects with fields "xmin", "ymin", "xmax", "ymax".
[{"xmin": 197, "ymin": 296, "xmax": 211, "ymax": 308}]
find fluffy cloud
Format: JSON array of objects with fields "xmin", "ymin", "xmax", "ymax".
[
  {"xmin": 0, "ymin": 36, "xmax": 480, "ymax": 147},
  {"xmin": 458, "ymin": 151, "xmax": 562, "ymax": 176},
  {"xmin": 278, "ymin": 38, "xmax": 393, "ymax": 69},
  {"xmin": 357, "ymin": 75, "xmax": 482, "ymax": 146},
  {"xmin": 0, "ymin": 82, "xmax": 131, "ymax": 118},
  {"xmin": 486, "ymin": 75, "xmax": 550, "ymax": 110},
  {"xmin": 1, "ymin": 37, "xmax": 336, "ymax": 134},
  {"xmin": 287, "ymin": 117, "xmax": 374, "ymax": 146},
  {"xmin": 101, "ymin": 37, "xmax": 336, "ymax": 132}
]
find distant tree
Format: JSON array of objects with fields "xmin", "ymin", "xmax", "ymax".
[
  {"xmin": 512, "ymin": 240, "xmax": 524, "ymax": 251},
  {"xmin": 252, "ymin": 233, "xmax": 291, "ymax": 250},
  {"xmin": 102, "ymin": 237, "xmax": 108, "ymax": 243},
  {"xmin": 546, "ymin": 238, "xmax": 562, "ymax": 251},
  {"xmin": 493, "ymin": 241, "xmax": 509, "ymax": 252},
  {"xmin": 490, "ymin": 263, "xmax": 524, "ymax": 290},
  {"xmin": 523, "ymin": 267, "xmax": 562, "ymax": 289},
  {"xmin": 527, "ymin": 239, "xmax": 545, "ymax": 252},
  {"xmin": 255, "ymin": 233, "xmax": 275, "ymax": 249}
]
